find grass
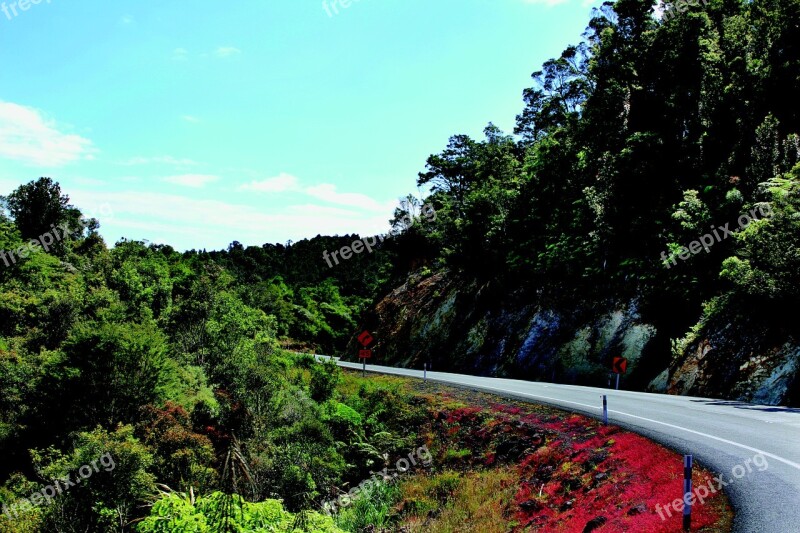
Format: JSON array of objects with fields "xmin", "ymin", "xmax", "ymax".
[
  {"xmin": 397, "ymin": 469, "xmax": 518, "ymax": 532},
  {"xmin": 332, "ymin": 478, "xmax": 403, "ymax": 532}
]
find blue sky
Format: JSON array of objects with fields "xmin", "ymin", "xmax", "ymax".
[{"xmin": 0, "ymin": 0, "xmax": 600, "ymax": 251}]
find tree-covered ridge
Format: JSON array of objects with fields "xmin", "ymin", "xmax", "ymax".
[
  {"xmin": 411, "ymin": 0, "xmax": 799, "ymax": 391},
  {"xmin": 420, "ymin": 0, "xmax": 799, "ymax": 294}
]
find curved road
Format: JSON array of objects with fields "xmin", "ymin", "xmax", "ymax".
[{"xmin": 328, "ymin": 359, "xmax": 800, "ymax": 533}]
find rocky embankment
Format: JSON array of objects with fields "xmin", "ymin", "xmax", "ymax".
[{"xmin": 356, "ymin": 271, "xmax": 799, "ymax": 406}]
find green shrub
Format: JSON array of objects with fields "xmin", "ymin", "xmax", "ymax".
[{"xmin": 136, "ymin": 491, "xmax": 346, "ymax": 533}]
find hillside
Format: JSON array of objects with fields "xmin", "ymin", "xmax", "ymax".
[{"xmin": 343, "ymin": 0, "xmax": 800, "ymax": 406}]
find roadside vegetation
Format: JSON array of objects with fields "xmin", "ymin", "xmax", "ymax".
[
  {"xmin": 324, "ymin": 372, "xmax": 733, "ymax": 532},
  {"xmin": 0, "ymin": 179, "xmax": 419, "ymax": 532}
]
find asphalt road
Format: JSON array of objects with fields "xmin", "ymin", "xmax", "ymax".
[{"xmin": 327, "ymin": 358, "xmax": 800, "ymax": 533}]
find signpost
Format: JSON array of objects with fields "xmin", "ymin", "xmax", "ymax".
[
  {"xmin": 357, "ymin": 330, "xmax": 374, "ymax": 377},
  {"xmin": 611, "ymin": 357, "xmax": 628, "ymax": 390}
]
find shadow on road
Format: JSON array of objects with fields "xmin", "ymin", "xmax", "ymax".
[{"xmin": 690, "ymin": 399, "xmax": 800, "ymax": 414}]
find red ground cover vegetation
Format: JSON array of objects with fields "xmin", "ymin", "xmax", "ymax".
[{"xmin": 422, "ymin": 391, "xmax": 730, "ymax": 532}]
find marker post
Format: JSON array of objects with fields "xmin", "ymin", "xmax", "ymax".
[
  {"xmin": 683, "ymin": 455, "xmax": 693, "ymax": 531},
  {"xmin": 602, "ymin": 395, "xmax": 608, "ymax": 425}
]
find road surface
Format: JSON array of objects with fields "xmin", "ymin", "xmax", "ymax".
[{"xmin": 325, "ymin": 358, "xmax": 800, "ymax": 533}]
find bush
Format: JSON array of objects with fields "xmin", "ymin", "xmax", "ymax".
[
  {"xmin": 310, "ymin": 360, "xmax": 340, "ymax": 403},
  {"xmin": 33, "ymin": 425, "xmax": 155, "ymax": 533},
  {"xmin": 136, "ymin": 491, "xmax": 346, "ymax": 533}
]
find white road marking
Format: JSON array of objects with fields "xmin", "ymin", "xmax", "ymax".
[{"xmin": 605, "ymin": 409, "xmax": 800, "ymax": 472}]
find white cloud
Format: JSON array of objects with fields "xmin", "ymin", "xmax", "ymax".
[
  {"xmin": 172, "ymin": 48, "xmax": 189, "ymax": 61},
  {"xmin": 239, "ymin": 172, "xmax": 300, "ymax": 193},
  {"xmin": 163, "ymin": 174, "xmax": 219, "ymax": 188},
  {"xmin": 0, "ymin": 101, "xmax": 95, "ymax": 167},
  {"xmin": 304, "ymin": 183, "xmax": 391, "ymax": 212},
  {"xmin": 121, "ymin": 155, "xmax": 200, "ymax": 167},
  {"xmin": 215, "ymin": 46, "xmax": 241, "ymax": 58},
  {"xmin": 68, "ymin": 189, "xmax": 396, "ymax": 251},
  {"xmin": 239, "ymin": 173, "xmax": 395, "ymax": 213},
  {"xmin": 181, "ymin": 115, "xmax": 200, "ymax": 123},
  {"xmin": 73, "ymin": 177, "xmax": 107, "ymax": 187},
  {"xmin": 121, "ymin": 14, "xmax": 135, "ymax": 24}
]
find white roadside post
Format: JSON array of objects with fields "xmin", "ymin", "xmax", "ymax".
[
  {"xmin": 683, "ymin": 455, "xmax": 693, "ymax": 530},
  {"xmin": 602, "ymin": 395, "xmax": 608, "ymax": 425}
]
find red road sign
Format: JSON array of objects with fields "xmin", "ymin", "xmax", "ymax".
[
  {"xmin": 612, "ymin": 357, "xmax": 628, "ymax": 374},
  {"xmin": 357, "ymin": 330, "xmax": 374, "ymax": 347},
  {"xmin": 359, "ymin": 349, "xmax": 372, "ymax": 359}
]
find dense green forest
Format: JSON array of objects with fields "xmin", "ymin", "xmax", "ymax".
[
  {"xmin": 1, "ymin": 0, "xmax": 799, "ymax": 530},
  {"xmin": 416, "ymin": 0, "xmax": 799, "ymax": 307},
  {"xmin": 0, "ymin": 176, "xmax": 433, "ymax": 530}
]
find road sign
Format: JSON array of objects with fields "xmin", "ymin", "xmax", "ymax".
[
  {"xmin": 357, "ymin": 330, "xmax": 374, "ymax": 347},
  {"xmin": 358, "ymin": 349, "xmax": 372, "ymax": 359},
  {"xmin": 612, "ymin": 357, "xmax": 628, "ymax": 374}
]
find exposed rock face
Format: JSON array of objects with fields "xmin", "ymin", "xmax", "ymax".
[
  {"xmin": 362, "ymin": 271, "xmax": 799, "ymax": 406},
  {"xmin": 653, "ymin": 305, "xmax": 800, "ymax": 406},
  {"xmin": 363, "ymin": 271, "xmax": 657, "ymax": 388}
]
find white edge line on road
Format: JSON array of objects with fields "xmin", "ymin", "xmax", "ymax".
[
  {"xmin": 341, "ymin": 364, "xmax": 800, "ymax": 473},
  {"xmin": 605, "ymin": 409, "xmax": 800, "ymax": 472}
]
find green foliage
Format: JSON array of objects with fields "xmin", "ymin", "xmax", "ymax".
[
  {"xmin": 136, "ymin": 491, "xmax": 346, "ymax": 533},
  {"xmin": 109, "ymin": 241, "xmax": 174, "ymax": 321},
  {"xmin": 4, "ymin": 178, "xmax": 71, "ymax": 247},
  {"xmin": 310, "ymin": 359, "xmax": 340, "ymax": 403},
  {"xmin": 162, "ymin": 364, "xmax": 218, "ymax": 415},
  {"xmin": 0, "ymin": 473, "xmax": 43, "ymax": 533},
  {"xmin": 672, "ymin": 190, "xmax": 711, "ymax": 233},
  {"xmin": 46, "ymin": 321, "xmax": 172, "ymax": 429},
  {"xmin": 332, "ymin": 478, "xmax": 402, "ymax": 532},
  {"xmin": 0, "ymin": 174, "xmax": 423, "ymax": 531},
  {"xmin": 720, "ymin": 165, "xmax": 800, "ymax": 299},
  {"xmin": 32, "ymin": 425, "xmax": 155, "ymax": 533},
  {"xmin": 322, "ymin": 401, "xmax": 363, "ymax": 441}
]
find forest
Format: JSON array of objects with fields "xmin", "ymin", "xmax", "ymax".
[{"xmin": 1, "ymin": 0, "xmax": 799, "ymax": 530}]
